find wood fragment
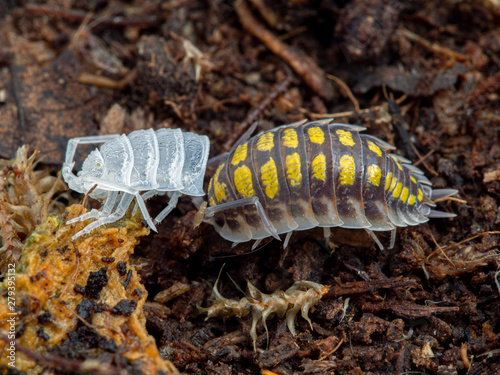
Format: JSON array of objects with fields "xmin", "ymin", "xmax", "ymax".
[
  {"xmin": 234, "ymin": 0, "xmax": 334, "ymax": 100},
  {"xmin": 326, "ymin": 278, "xmax": 418, "ymax": 299},
  {"xmin": 483, "ymin": 170, "xmax": 500, "ymax": 183},
  {"xmin": 390, "ymin": 304, "xmax": 459, "ymax": 319}
]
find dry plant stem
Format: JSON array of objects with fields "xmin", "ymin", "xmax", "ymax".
[
  {"xmin": 431, "ymin": 231, "xmax": 500, "ymax": 253},
  {"xmin": 248, "ymin": 0, "xmax": 280, "ymax": 29},
  {"xmin": 397, "ymin": 27, "xmax": 468, "ymax": 61},
  {"xmin": 319, "ymin": 337, "xmax": 344, "ymax": 361},
  {"xmin": 223, "ymin": 73, "xmax": 293, "ymax": 151},
  {"xmin": 24, "ymin": 4, "xmax": 158, "ymax": 28},
  {"xmin": 78, "ymin": 71, "xmax": 137, "ymax": 89},
  {"xmin": 234, "ymin": 0, "xmax": 334, "ymax": 100},
  {"xmin": 411, "ymin": 144, "xmax": 438, "ymax": 176},
  {"xmin": 326, "ymin": 74, "xmax": 360, "ymax": 111},
  {"xmin": 301, "ymin": 94, "xmax": 407, "ymax": 120},
  {"xmin": 433, "ymin": 196, "xmax": 467, "ymax": 204},
  {"xmin": 428, "ymin": 231, "xmax": 455, "ymax": 268}
]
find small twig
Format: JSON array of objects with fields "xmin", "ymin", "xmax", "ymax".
[
  {"xmin": 428, "ymin": 231, "xmax": 456, "ymax": 268},
  {"xmin": 410, "ymin": 145, "xmax": 438, "ymax": 176},
  {"xmin": 235, "ymin": 0, "xmax": 333, "ymax": 100},
  {"xmin": 319, "ymin": 337, "xmax": 344, "ymax": 361},
  {"xmin": 298, "ymin": 94, "xmax": 407, "ymax": 120},
  {"xmin": 326, "ymin": 74, "xmax": 360, "ymax": 111},
  {"xmin": 433, "ymin": 196, "xmax": 467, "ymax": 204},
  {"xmin": 78, "ymin": 71, "xmax": 137, "ymax": 89},
  {"xmin": 223, "ymin": 73, "xmax": 293, "ymax": 151},
  {"xmin": 435, "ymin": 231, "xmax": 500, "ymax": 252},
  {"xmin": 397, "ymin": 26, "xmax": 468, "ymax": 62}
]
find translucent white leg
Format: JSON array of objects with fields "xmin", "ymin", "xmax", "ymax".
[
  {"xmin": 283, "ymin": 231, "xmax": 293, "ymax": 249},
  {"xmin": 153, "ymin": 192, "xmax": 181, "ymax": 225},
  {"xmin": 72, "ymin": 193, "xmax": 135, "ymax": 240},
  {"xmin": 389, "ymin": 228, "xmax": 397, "ymax": 249},
  {"xmin": 134, "ymin": 193, "xmax": 157, "ymax": 232},
  {"xmin": 132, "ymin": 190, "xmax": 160, "ymax": 216},
  {"xmin": 251, "ymin": 238, "xmax": 263, "ymax": 251},
  {"xmin": 204, "ymin": 197, "xmax": 280, "ymax": 241},
  {"xmin": 365, "ymin": 229, "xmax": 384, "ymax": 250},
  {"xmin": 66, "ymin": 190, "xmax": 119, "ymax": 224},
  {"xmin": 323, "ymin": 227, "xmax": 331, "ymax": 249}
]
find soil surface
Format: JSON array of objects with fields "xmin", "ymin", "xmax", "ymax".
[{"xmin": 0, "ymin": 1, "xmax": 499, "ymax": 374}]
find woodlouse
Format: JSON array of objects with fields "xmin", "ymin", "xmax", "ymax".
[
  {"xmin": 63, "ymin": 128, "xmax": 209, "ymax": 239},
  {"xmin": 204, "ymin": 119, "xmax": 458, "ymax": 249}
]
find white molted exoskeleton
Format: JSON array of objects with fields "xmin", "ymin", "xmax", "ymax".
[{"xmin": 62, "ymin": 128, "xmax": 210, "ymax": 239}]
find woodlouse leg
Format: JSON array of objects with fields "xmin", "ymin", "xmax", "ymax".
[
  {"xmin": 134, "ymin": 193, "xmax": 157, "ymax": 232},
  {"xmin": 66, "ymin": 191, "xmax": 119, "ymax": 224},
  {"xmin": 204, "ymin": 197, "xmax": 280, "ymax": 241},
  {"xmin": 365, "ymin": 229, "xmax": 385, "ymax": 250},
  {"xmin": 323, "ymin": 227, "xmax": 331, "ymax": 250},
  {"xmin": 283, "ymin": 231, "xmax": 293, "ymax": 249},
  {"xmin": 251, "ymin": 239, "xmax": 263, "ymax": 251},
  {"xmin": 131, "ymin": 190, "xmax": 158, "ymax": 216},
  {"xmin": 389, "ymin": 228, "xmax": 397, "ymax": 249},
  {"xmin": 72, "ymin": 193, "xmax": 135, "ymax": 240},
  {"xmin": 153, "ymin": 192, "xmax": 181, "ymax": 225}
]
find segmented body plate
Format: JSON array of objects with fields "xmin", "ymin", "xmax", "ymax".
[
  {"xmin": 72, "ymin": 128, "xmax": 209, "ymax": 197},
  {"xmin": 207, "ymin": 120, "xmax": 438, "ymax": 243}
]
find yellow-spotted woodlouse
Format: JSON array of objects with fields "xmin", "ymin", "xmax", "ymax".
[{"xmin": 204, "ymin": 119, "xmax": 458, "ymax": 249}]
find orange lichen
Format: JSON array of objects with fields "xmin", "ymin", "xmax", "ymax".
[{"xmin": 0, "ymin": 205, "xmax": 178, "ymax": 374}]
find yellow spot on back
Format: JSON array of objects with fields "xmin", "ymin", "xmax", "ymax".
[
  {"xmin": 418, "ymin": 188, "xmax": 423, "ymax": 202},
  {"xmin": 282, "ymin": 129, "xmax": 298, "ymax": 148},
  {"xmin": 231, "ymin": 143, "xmax": 248, "ymax": 165},
  {"xmin": 391, "ymin": 155, "xmax": 403, "ymax": 170},
  {"xmin": 234, "ymin": 165, "xmax": 254, "ymax": 198},
  {"xmin": 311, "ymin": 153, "xmax": 326, "ymax": 181},
  {"xmin": 285, "ymin": 153, "xmax": 302, "ymax": 187},
  {"xmin": 367, "ymin": 141, "xmax": 382, "ymax": 157},
  {"xmin": 400, "ymin": 187, "xmax": 409, "ymax": 203},
  {"xmin": 410, "ymin": 176, "xmax": 417, "ymax": 184},
  {"xmin": 308, "ymin": 127, "xmax": 325, "ymax": 144},
  {"xmin": 389, "ymin": 176, "xmax": 398, "ymax": 191},
  {"xmin": 385, "ymin": 171, "xmax": 393, "ymax": 191},
  {"xmin": 339, "ymin": 155, "xmax": 356, "ymax": 185},
  {"xmin": 261, "ymin": 158, "xmax": 279, "ymax": 199},
  {"xmin": 209, "ymin": 197, "xmax": 216, "ymax": 207},
  {"xmin": 256, "ymin": 132, "xmax": 274, "ymax": 151},
  {"xmin": 393, "ymin": 182, "xmax": 403, "ymax": 198},
  {"xmin": 367, "ymin": 164, "xmax": 382, "ymax": 187},
  {"xmin": 213, "ymin": 163, "xmax": 228, "ymax": 202},
  {"xmin": 408, "ymin": 194, "xmax": 416, "ymax": 205},
  {"xmin": 336, "ymin": 130, "xmax": 355, "ymax": 147},
  {"xmin": 208, "ymin": 174, "xmax": 213, "ymax": 194}
]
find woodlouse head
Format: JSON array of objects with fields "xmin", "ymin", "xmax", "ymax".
[{"xmin": 67, "ymin": 149, "xmax": 107, "ymax": 199}]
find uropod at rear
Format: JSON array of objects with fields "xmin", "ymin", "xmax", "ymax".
[
  {"xmin": 204, "ymin": 119, "xmax": 458, "ymax": 250},
  {"xmin": 63, "ymin": 128, "xmax": 209, "ymax": 240}
]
